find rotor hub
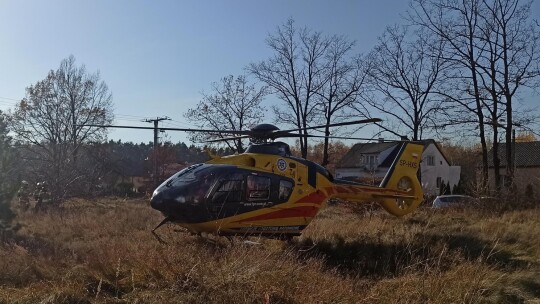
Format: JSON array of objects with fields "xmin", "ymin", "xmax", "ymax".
[{"xmin": 250, "ymin": 124, "xmax": 280, "ymax": 142}]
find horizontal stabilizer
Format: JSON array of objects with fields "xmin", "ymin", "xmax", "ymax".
[{"xmin": 372, "ymin": 193, "xmax": 416, "ymax": 199}]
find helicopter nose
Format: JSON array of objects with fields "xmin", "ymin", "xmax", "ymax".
[
  {"xmin": 150, "ymin": 187, "xmax": 209, "ymax": 224},
  {"xmin": 150, "ymin": 190, "xmax": 182, "ymax": 215},
  {"xmin": 150, "ymin": 192, "xmax": 164, "ymax": 210}
]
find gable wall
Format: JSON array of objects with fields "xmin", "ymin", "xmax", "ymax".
[{"xmin": 421, "ymin": 143, "xmax": 461, "ymax": 195}]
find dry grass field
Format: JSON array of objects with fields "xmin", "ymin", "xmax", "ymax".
[{"xmin": 0, "ymin": 198, "xmax": 539, "ymax": 303}]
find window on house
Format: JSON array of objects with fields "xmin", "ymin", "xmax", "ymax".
[
  {"xmin": 247, "ymin": 175, "xmax": 270, "ymax": 201},
  {"xmin": 365, "ymin": 155, "xmax": 377, "ymax": 169},
  {"xmin": 436, "ymin": 177, "xmax": 442, "ymax": 188},
  {"xmin": 427, "ymin": 155, "xmax": 435, "ymax": 166}
]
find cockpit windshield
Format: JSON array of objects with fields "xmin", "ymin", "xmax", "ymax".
[
  {"xmin": 167, "ymin": 164, "xmax": 212, "ymax": 187},
  {"xmin": 155, "ymin": 164, "xmax": 222, "ymax": 204}
]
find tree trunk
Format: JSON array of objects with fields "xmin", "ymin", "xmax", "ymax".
[{"xmin": 321, "ymin": 124, "xmax": 331, "ymax": 166}]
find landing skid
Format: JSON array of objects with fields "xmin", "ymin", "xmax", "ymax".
[
  {"xmin": 151, "ymin": 218, "xmax": 298, "ymax": 247},
  {"xmin": 151, "ymin": 217, "xmax": 170, "ymax": 245}
]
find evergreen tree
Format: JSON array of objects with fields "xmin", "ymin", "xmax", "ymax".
[
  {"xmin": 452, "ymin": 177, "xmax": 465, "ymax": 195},
  {"xmin": 0, "ymin": 111, "xmax": 16, "ymax": 230},
  {"xmin": 439, "ymin": 180, "xmax": 446, "ymax": 196}
]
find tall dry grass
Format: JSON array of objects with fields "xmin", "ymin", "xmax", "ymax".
[{"xmin": 0, "ymin": 197, "xmax": 538, "ymax": 303}]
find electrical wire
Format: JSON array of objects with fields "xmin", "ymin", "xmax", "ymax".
[
  {"xmin": 0, "ymin": 96, "xmax": 22, "ymax": 101},
  {"xmin": 0, "ymin": 96, "xmax": 22, "ymax": 106},
  {"xmin": 161, "ymin": 120, "xmax": 199, "ymax": 129}
]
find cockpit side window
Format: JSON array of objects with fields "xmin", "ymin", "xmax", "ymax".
[
  {"xmin": 212, "ymin": 173, "xmax": 243, "ymax": 203},
  {"xmin": 247, "ymin": 175, "xmax": 270, "ymax": 201},
  {"xmin": 278, "ymin": 180, "xmax": 293, "ymax": 202}
]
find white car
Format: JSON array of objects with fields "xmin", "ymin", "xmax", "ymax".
[{"xmin": 432, "ymin": 195, "xmax": 475, "ymax": 208}]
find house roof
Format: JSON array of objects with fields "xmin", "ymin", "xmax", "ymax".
[
  {"xmin": 336, "ymin": 139, "xmax": 451, "ymax": 169},
  {"xmin": 336, "ymin": 142, "xmax": 399, "ymax": 168},
  {"xmin": 487, "ymin": 141, "xmax": 540, "ymax": 167}
]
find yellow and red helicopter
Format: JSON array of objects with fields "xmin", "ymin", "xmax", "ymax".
[{"xmin": 85, "ymin": 119, "xmax": 424, "ymax": 238}]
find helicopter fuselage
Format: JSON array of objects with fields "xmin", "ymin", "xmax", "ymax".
[
  {"xmin": 151, "ymin": 151, "xmax": 330, "ymax": 236},
  {"xmin": 150, "ymin": 142, "xmax": 424, "ymax": 237}
]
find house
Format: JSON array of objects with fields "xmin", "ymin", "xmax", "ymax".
[
  {"xmin": 334, "ymin": 141, "xmax": 400, "ymax": 184},
  {"xmin": 335, "ymin": 139, "xmax": 461, "ymax": 196},
  {"xmin": 487, "ymin": 141, "xmax": 540, "ymax": 194},
  {"xmin": 420, "ymin": 140, "xmax": 461, "ymax": 195},
  {"xmin": 117, "ymin": 162, "xmax": 191, "ymax": 194}
]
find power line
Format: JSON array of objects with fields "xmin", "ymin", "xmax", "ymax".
[
  {"xmin": 161, "ymin": 121, "xmax": 198, "ymax": 129},
  {"xmin": 114, "ymin": 117, "xmax": 147, "ymax": 123},
  {"xmin": 0, "ymin": 97, "xmax": 22, "ymax": 110},
  {"xmin": 115, "ymin": 114, "xmax": 199, "ymax": 129},
  {"xmin": 0, "ymin": 96, "xmax": 22, "ymax": 101},
  {"xmin": 0, "ymin": 96, "xmax": 195, "ymax": 128},
  {"xmin": 167, "ymin": 119, "xmax": 198, "ymax": 128},
  {"xmin": 0, "ymin": 101, "xmax": 16, "ymax": 106}
]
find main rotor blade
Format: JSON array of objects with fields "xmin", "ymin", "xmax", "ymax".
[
  {"xmin": 201, "ymin": 135, "xmax": 252, "ymax": 143},
  {"xmin": 274, "ymin": 133, "xmax": 391, "ymax": 141},
  {"xmin": 202, "ymin": 133, "xmax": 404, "ymax": 143},
  {"xmin": 303, "ymin": 134, "xmax": 383, "ymax": 141},
  {"xmin": 77, "ymin": 124, "xmax": 252, "ymax": 135},
  {"xmin": 202, "ymin": 133, "xmax": 381, "ymax": 142},
  {"xmin": 279, "ymin": 118, "xmax": 382, "ymax": 133},
  {"xmin": 305, "ymin": 134, "xmax": 418, "ymax": 143}
]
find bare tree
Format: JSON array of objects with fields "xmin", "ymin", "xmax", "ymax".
[
  {"xmin": 10, "ymin": 55, "xmax": 113, "ymax": 202},
  {"xmin": 249, "ymin": 19, "xmax": 331, "ymax": 158},
  {"xmin": 411, "ymin": 0, "xmax": 540, "ymax": 192},
  {"xmin": 360, "ymin": 25, "xmax": 448, "ymax": 141},
  {"xmin": 479, "ymin": 0, "xmax": 540, "ymax": 186},
  {"xmin": 184, "ymin": 75, "xmax": 266, "ymax": 153},
  {"xmin": 315, "ymin": 36, "xmax": 370, "ymax": 166},
  {"xmin": 411, "ymin": 0, "xmax": 493, "ymax": 192},
  {"xmin": 472, "ymin": 5, "xmax": 506, "ymax": 190}
]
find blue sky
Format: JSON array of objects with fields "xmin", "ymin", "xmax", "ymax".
[{"xmin": 1, "ymin": 0, "xmax": 538, "ymax": 144}]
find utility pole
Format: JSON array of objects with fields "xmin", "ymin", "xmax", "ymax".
[{"xmin": 144, "ymin": 117, "xmax": 170, "ymax": 187}]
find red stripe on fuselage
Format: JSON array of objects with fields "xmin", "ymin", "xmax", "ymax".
[
  {"xmin": 294, "ymin": 190, "xmax": 327, "ymax": 205},
  {"xmin": 336, "ymin": 186, "xmax": 356, "ymax": 193},
  {"xmin": 324, "ymin": 187, "xmax": 335, "ymax": 195}
]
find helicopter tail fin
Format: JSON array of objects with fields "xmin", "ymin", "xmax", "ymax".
[{"xmin": 376, "ymin": 142, "xmax": 424, "ymax": 216}]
